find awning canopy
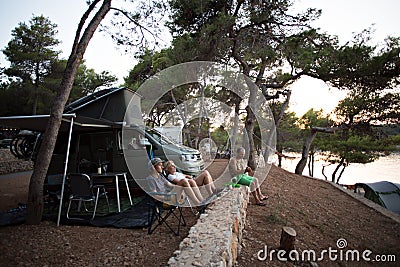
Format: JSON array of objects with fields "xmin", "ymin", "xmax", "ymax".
[
  {"xmin": 0, "ymin": 114, "xmax": 117, "ymax": 132},
  {"xmin": 0, "ymin": 88, "xmax": 140, "ymax": 133}
]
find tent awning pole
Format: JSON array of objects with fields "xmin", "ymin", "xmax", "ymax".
[{"xmin": 57, "ymin": 115, "xmax": 75, "ymax": 226}]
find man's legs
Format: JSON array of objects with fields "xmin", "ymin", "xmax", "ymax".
[
  {"xmin": 195, "ymin": 170, "xmax": 216, "ymax": 195},
  {"xmin": 247, "ymin": 177, "xmax": 267, "ymax": 205},
  {"xmin": 176, "ymin": 179, "xmax": 204, "ymax": 204}
]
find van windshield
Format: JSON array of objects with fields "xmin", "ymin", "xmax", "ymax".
[{"xmin": 146, "ymin": 129, "xmax": 175, "ymax": 145}]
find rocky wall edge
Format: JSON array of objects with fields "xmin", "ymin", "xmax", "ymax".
[{"xmin": 167, "ymin": 186, "xmax": 249, "ymax": 267}]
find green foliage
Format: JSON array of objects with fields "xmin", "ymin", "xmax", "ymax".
[
  {"xmin": 43, "ymin": 59, "xmax": 117, "ymax": 104},
  {"xmin": 274, "ymin": 109, "xmax": 303, "ymax": 152},
  {"xmin": 321, "ymin": 133, "xmax": 395, "ymax": 165},
  {"xmin": 299, "ymin": 108, "xmax": 333, "ymax": 129},
  {"xmin": 316, "ymin": 31, "xmax": 400, "ymax": 91},
  {"xmin": 123, "ymin": 0, "xmax": 400, "ymax": 171},
  {"xmin": 380, "ymin": 124, "xmax": 400, "ymax": 136},
  {"xmin": 2, "ymin": 15, "xmax": 61, "ymax": 114},
  {"xmin": 124, "ymin": 49, "xmax": 175, "ymax": 90},
  {"xmin": 0, "ymin": 81, "xmax": 32, "ymax": 115},
  {"xmin": 210, "ymin": 125, "xmax": 229, "ymax": 149},
  {"xmin": 1, "ymin": 15, "xmax": 117, "ymax": 116},
  {"xmin": 0, "ymin": 59, "xmax": 117, "ymax": 116},
  {"xmin": 388, "ymin": 134, "xmax": 400, "ymax": 145},
  {"xmin": 3, "ymin": 15, "xmax": 60, "ymax": 83},
  {"xmin": 168, "ymin": 0, "xmax": 232, "ymax": 35},
  {"xmin": 335, "ymin": 90, "xmax": 400, "ymax": 125},
  {"xmin": 168, "ymin": 0, "xmax": 323, "ymax": 76}
]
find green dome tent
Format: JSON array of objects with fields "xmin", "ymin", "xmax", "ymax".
[{"xmin": 355, "ymin": 181, "xmax": 400, "ymax": 214}]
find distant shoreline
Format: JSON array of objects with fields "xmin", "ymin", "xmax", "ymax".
[{"xmin": 276, "ymin": 151, "xmax": 400, "ymax": 185}]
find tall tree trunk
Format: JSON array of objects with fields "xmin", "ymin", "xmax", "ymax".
[
  {"xmin": 295, "ymin": 129, "xmax": 317, "ymax": 175},
  {"xmin": 274, "ymin": 90, "xmax": 292, "ymax": 127},
  {"xmin": 230, "ymin": 99, "xmax": 240, "ymax": 154},
  {"xmin": 32, "ymin": 85, "xmax": 39, "ymax": 115},
  {"xmin": 195, "ymin": 84, "xmax": 206, "ymax": 148},
  {"xmin": 262, "ymin": 90, "xmax": 291, "ymax": 167},
  {"xmin": 170, "ymin": 90, "xmax": 192, "ymax": 146},
  {"xmin": 308, "ymin": 151, "xmax": 314, "ymax": 177},
  {"xmin": 243, "ymin": 77, "xmax": 259, "ymax": 169},
  {"xmin": 32, "ymin": 62, "xmax": 41, "ymax": 115},
  {"xmin": 232, "ymin": 40, "xmax": 261, "ymax": 169},
  {"xmin": 244, "ymin": 105, "xmax": 256, "ymax": 169},
  {"xmin": 26, "ymin": 0, "xmax": 111, "ymax": 224}
]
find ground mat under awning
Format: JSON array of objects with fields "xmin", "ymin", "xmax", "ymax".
[
  {"xmin": 1, "ymin": 197, "xmax": 151, "ymax": 228},
  {"xmin": 89, "ymin": 197, "xmax": 150, "ymax": 228}
]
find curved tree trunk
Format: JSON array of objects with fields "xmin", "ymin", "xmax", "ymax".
[
  {"xmin": 26, "ymin": 0, "xmax": 112, "ymax": 224},
  {"xmin": 331, "ymin": 157, "xmax": 345, "ymax": 184},
  {"xmin": 336, "ymin": 164, "xmax": 346, "ymax": 184},
  {"xmin": 244, "ymin": 105, "xmax": 257, "ymax": 169},
  {"xmin": 295, "ymin": 126, "xmax": 341, "ymax": 175},
  {"xmin": 295, "ymin": 129, "xmax": 317, "ymax": 175},
  {"xmin": 322, "ymin": 163, "xmax": 331, "ymax": 180}
]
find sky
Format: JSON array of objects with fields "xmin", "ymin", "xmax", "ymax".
[{"xmin": 1, "ymin": 0, "xmax": 399, "ymax": 116}]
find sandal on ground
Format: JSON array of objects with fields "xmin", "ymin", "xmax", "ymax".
[
  {"xmin": 255, "ymin": 202, "xmax": 266, "ymax": 206},
  {"xmin": 260, "ymin": 196, "xmax": 269, "ymax": 201}
]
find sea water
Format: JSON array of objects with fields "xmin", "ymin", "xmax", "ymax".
[{"xmin": 275, "ymin": 152, "xmax": 400, "ymax": 185}]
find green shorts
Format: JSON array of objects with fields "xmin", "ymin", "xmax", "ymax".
[{"xmin": 235, "ymin": 174, "xmax": 254, "ymax": 187}]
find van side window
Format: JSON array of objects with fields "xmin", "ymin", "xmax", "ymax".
[{"xmin": 118, "ymin": 129, "xmax": 147, "ymax": 151}]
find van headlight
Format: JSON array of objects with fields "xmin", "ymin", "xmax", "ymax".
[
  {"xmin": 179, "ymin": 153, "xmax": 202, "ymax": 162},
  {"xmin": 179, "ymin": 154, "xmax": 191, "ymax": 161}
]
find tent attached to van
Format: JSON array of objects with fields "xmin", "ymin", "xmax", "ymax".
[
  {"xmin": 0, "ymin": 87, "xmax": 141, "ymax": 225},
  {"xmin": 0, "ymin": 87, "xmax": 204, "ymax": 225}
]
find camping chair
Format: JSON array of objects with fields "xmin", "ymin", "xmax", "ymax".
[
  {"xmin": 66, "ymin": 173, "xmax": 110, "ymax": 220},
  {"xmin": 44, "ymin": 174, "xmax": 65, "ymax": 211},
  {"xmin": 146, "ymin": 191, "xmax": 189, "ymax": 236}
]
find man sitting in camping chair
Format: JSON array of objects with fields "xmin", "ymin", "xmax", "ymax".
[{"xmin": 146, "ymin": 157, "xmax": 202, "ymax": 235}]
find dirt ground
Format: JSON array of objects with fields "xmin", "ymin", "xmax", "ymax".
[
  {"xmin": 0, "ymin": 151, "xmax": 399, "ymax": 266},
  {"xmin": 238, "ymin": 165, "xmax": 400, "ymax": 267}
]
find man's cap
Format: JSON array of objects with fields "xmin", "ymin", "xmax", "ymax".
[{"xmin": 150, "ymin": 157, "xmax": 164, "ymax": 166}]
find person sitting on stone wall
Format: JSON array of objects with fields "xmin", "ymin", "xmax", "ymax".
[{"xmin": 229, "ymin": 147, "xmax": 268, "ymax": 206}]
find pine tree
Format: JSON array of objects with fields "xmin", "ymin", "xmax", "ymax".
[{"xmin": 3, "ymin": 15, "xmax": 60, "ymax": 115}]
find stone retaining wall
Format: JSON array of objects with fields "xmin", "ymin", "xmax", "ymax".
[{"xmin": 168, "ymin": 187, "xmax": 249, "ymax": 267}]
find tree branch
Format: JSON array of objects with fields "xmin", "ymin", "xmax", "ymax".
[
  {"xmin": 71, "ymin": 0, "xmax": 102, "ymax": 55},
  {"xmin": 109, "ymin": 7, "xmax": 159, "ymax": 44}
]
